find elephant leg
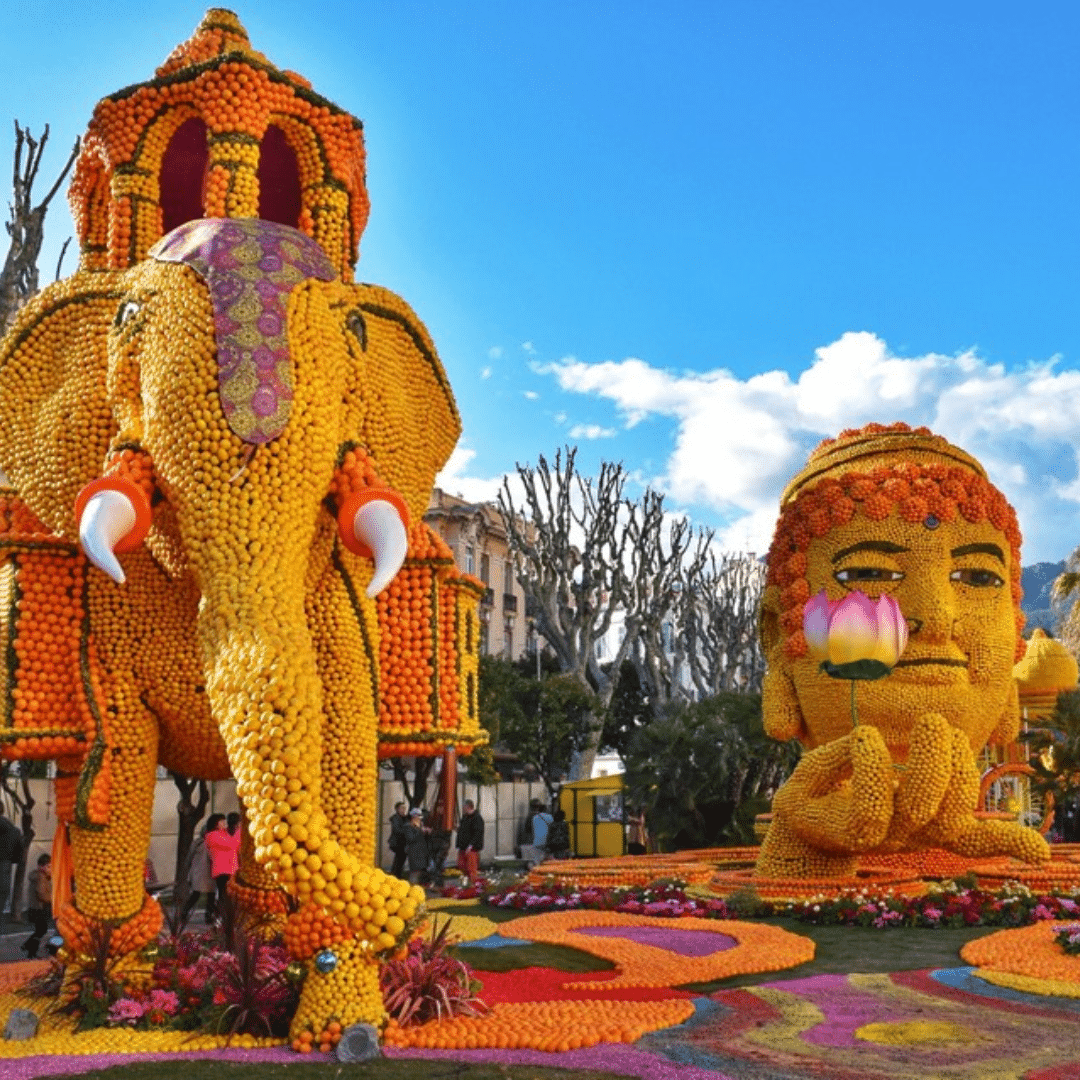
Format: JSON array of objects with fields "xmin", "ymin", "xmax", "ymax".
[
  {"xmin": 59, "ymin": 682, "xmax": 162, "ymax": 989},
  {"xmin": 306, "ymin": 551, "xmax": 380, "ymax": 862},
  {"xmin": 231, "ymin": 809, "xmax": 291, "ymax": 937}
]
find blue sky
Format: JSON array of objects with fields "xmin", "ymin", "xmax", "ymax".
[{"xmin": 4, "ymin": 2, "xmax": 1080, "ymax": 562}]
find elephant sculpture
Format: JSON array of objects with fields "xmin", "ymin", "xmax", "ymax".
[{"xmin": 0, "ymin": 215, "xmax": 462, "ymax": 1033}]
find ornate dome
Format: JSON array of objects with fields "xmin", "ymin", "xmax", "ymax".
[{"xmin": 68, "ymin": 8, "xmax": 368, "ymax": 279}]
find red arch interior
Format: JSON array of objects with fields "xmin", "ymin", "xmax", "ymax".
[
  {"xmin": 258, "ymin": 124, "xmax": 302, "ymax": 228},
  {"xmin": 160, "ymin": 117, "xmax": 209, "ymax": 235}
]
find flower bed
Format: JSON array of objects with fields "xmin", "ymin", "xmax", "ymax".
[
  {"xmin": 381, "ymin": 997, "xmax": 695, "ymax": 1051},
  {"xmin": 525, "ymin": 856, "xmax": 714, "ymax": 888},
  {"xmin": 499, "ymin": 910, "xmax": 814, "ymax": 988},
  {"xmin": 961, "ymin": 920, "xmax": 1080, "ymax": 998},
  {"xmin": 480, "ymin": 878, "xmax": 733, "ymax": 919},
  {"xmin": 787, "ymin": 879, "xmax": 1080, "ymax": 928}
]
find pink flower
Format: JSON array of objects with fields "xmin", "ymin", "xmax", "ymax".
[
  {"xmin": 108, "ymin": 997, "xmax": 146, "ymax": 1024},
  {"xmin": 148, "ymin": 989, "xmax": 180, "ymax": 1015},
  {"xmin": 803, "ymin": 589, "xmax": 908, "ymax": 668}
]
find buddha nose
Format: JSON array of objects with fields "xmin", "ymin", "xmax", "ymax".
[{"xmin": 907, "ymin": 618, "xmax": 923, "ymax": 635}]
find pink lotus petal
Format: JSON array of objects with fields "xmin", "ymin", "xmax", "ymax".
[
  {"xmin": 874, "ymin": 594, "xmax": 908, "ymax": 666},
  {"xmin": 802, "ymin": 590, "xmax": 834, "ymax": 661},
  {"xmin": 826, "ymin": 592, "xmax": 879, "ymax": 665}
]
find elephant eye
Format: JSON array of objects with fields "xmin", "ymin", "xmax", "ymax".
[
  {"xmin": 115, "ymin": 300, "xmax": 142, "ymax": 329},
  {"xmin": 346, "ymin": 310, "xmax": 368, "ymax": 351}
]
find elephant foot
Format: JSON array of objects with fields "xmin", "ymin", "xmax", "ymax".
[
  {"xmin": 56, "ymin": 893, "xmax": 163, "ymax": 957},
  {"xmin": 290, "ymin": 938, "xmax": 385, "ymax": 1042},
  {"xmin": 229, "ymin": 875, "xmax": 292, "ymax": 940},
  {"xmin": 56, "ymin": 895, "xmax": 163, "ymax": 1003}
]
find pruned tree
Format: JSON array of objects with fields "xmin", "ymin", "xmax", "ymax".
[
  {"xmin": 679, "ymin": 550, "xmax": 766, "ymax": 696},
  {"xmin": 499, "ymin": 448, "xmax": 688, "ymax": 778},
  {"xmin": 170, "ymin": 773, "xmax": 210, "ymax": 893},
  {"xmin": 389, "ymin": 755, "xmax": 437, "ymax": 812},
  {"xmin": 622, "ymin": 493, "xmax": 705, "ymax": 711},
  {"xmin": 0, "ymin": 761, "xmax": 39, "ymax": 919},
  {"xmin": 1, "ymin": 122, "xmax": 79, "ymax": 331}
]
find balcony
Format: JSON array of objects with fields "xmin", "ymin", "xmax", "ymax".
[{"xmin": 502, "ymin": 593, "xmax": 518, "ymax": 613}]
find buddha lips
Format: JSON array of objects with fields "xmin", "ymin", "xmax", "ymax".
[{"xmin": 804, "ymin": 589, "xmax": 908, "ymax": 681}]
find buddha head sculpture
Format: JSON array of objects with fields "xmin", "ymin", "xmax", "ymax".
[{"xmin": 760, "ymin": 422, "xmax": 1023, "ymax": 764}]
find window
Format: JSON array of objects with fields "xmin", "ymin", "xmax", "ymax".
[
  {"xmin": 479, "ymin": 621, "xmax": 489, "ymax": 655},
  {"xmin": 503, "ymin": 615, "xmax": 514, "ymax": 658},
  {"xmin": 479, "ymin": 552, "xmax": 490, "ymax": 584},
  {"xmin": 465, "ymin": 544, "xmax": 475, "ymax": 575}
]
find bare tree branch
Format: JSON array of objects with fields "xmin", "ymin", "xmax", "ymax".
[
  {"xmin": 1, "ymin": 122, "xmax": 79, "ymax": 331},
  {"xmin": 499, "ymin": 449, "xmax": 692, "ymax": 777}
]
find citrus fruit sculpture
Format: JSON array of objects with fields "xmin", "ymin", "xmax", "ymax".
[
  {"xmin": 755, "ymin": 422, "xmax": 1051, "ymax": 881},
  {"xmin": 0, "ymin": 9, "xmax": 485, "ymax": 1038}
]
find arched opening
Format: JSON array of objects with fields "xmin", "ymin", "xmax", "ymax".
[
  {"xmin": 160, "ymin": 117, "xmax": 209, "ymax": 234},
  {"xmin": 258, "ymin": 124, "xmax": 301, "ymax": 227}
]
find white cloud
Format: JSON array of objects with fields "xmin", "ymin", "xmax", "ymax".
[
  {"xmin": 545, "ymin": 331, "xmax": 1080, "ymax": 562},
  {"xmin": 554, "ymin": 411, "xmax": 568, "ymax": 425},
  {"xmin": 487, "ymin": 346, "xmax": 503, "ymax": 360},
  {"xmin": 522, "ymin": 341, "xmax": 537, "ymax": 356},
  {"xmin": 480, "ymin": 366, "xmax": 492, "ymax": 379},
  {"xmin": 568, "ymin": 423, "xmax": 617, "ymax": 440},
  {"xmin": 434, "ymin": 445, "xmax": 509, "ymax": 505},
  {"xmin": 523, "ymin": 390, "xmax": 539, "ymax": 400}
]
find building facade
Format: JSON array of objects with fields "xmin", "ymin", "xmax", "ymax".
[{"xmin": 424, "ymin": 489, "xmax": 531, "ymax": 662}]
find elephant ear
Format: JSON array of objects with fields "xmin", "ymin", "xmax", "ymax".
[
  {"xmin": 0, "ymin": 271, "xmax": 124, "ymax": 540},
  {"xmin": 341, "ymin": 282, "xmax": 462, "ymax": 523}
]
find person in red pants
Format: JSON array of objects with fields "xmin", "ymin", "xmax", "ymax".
[{"xmin": 454, "ymin": 800, "xmax": 484, "ymax": 883}]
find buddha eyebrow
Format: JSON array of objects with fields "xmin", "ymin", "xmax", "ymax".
[
  {"xmin": 951, "ymin": 542, "xmax": 1005, "ymax": 563},
  {"xmin": 831, "ymin": 541, "xmax": 909, "ymax": 564}
]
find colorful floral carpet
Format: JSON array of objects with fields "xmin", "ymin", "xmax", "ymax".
[{"xmin": 6, "ymin": 905, "xmax": 1080, "ymax": 1078}]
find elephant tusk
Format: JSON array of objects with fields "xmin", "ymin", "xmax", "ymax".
[
  {"xmin": 79, "ymin": 489, "xmax": 137, "ymax": 584},
  {"xmin": 355, "ymin": 499, "xmax": 409, "ymax": 598}
]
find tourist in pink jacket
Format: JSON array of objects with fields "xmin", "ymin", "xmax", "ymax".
[{"xmin": 203, "ymin": 813, "xmax": 240, "ymax": 920}]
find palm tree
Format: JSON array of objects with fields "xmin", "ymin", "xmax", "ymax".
[
  {"xmin": 1053, "ymin": 549, "xmax": 1080, "ymax": 652},
  {"xmin": 1027, "ymin": 689, "xmax": 1080, "ymax": 842}
]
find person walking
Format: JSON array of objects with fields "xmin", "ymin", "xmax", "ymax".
[
  {"xmin": 455, "ymin": 799, "xmax": 484, "ymax": 883},
  {"xmin": 546, "ymin": 808, "xmax": 572, "ymax": 860},
  {"xmin": 627, "ymin": 807, "xmax": 648, "ymax": 855},
  {"xmin": 182, "ymin": 822, "xmax": 214, "ymax": 923},
  {"xmin": 203, "ymin": 813, "xmax": 240, "ymax": 920},
  {"xmin": 403, "ymin": 808, "xmax": 430, "ymax": 886},
  {"xmin": 388, "ymin": 801, "xmax": 409, "ymax": 878},
  {"xmin": 0, "ymin": 805, "xmax": 24, "ymax": 935},
  {"xmin": 20, "ymin": 854, "xmax": 52, "ymax": 959},
  {"xmin": 521, "ymin": 799, "xmax": 552, "ymax": 869}
]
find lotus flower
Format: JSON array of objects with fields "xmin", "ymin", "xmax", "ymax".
[{"xmin": 803, "ymin": 589, "xmax": 908, "ymax": 680}]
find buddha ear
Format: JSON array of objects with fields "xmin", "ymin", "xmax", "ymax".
[
  {"xmin": 987, "ymin": 678, "xmax": 1021, "ymax": 746},
  {"xmin": 760, "ymin": 585, "xmax": 808, "ymax": 742}
]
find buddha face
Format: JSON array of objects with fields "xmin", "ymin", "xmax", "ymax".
[{"xmin": 787, "ymin": 508, "xmax": 1017, "ymax": 760}]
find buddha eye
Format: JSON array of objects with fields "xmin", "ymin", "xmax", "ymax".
[
  {"xmin": 834, "ymin": 567, "xmax": 904, "ymax": 584},
  {"xmin": 115, "ymin": 300, "xmax": 142, "ymax": 329},
  {"xmin": 950, "ymin": 568, "xmax": 1004, "ymax": 588}
]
